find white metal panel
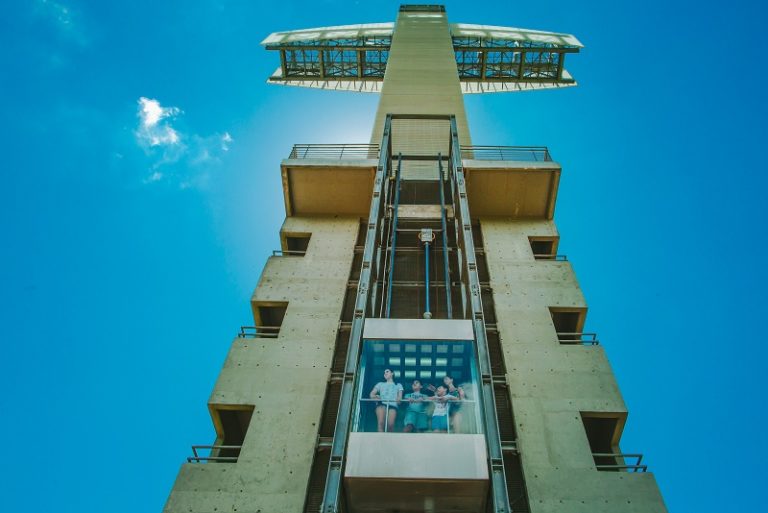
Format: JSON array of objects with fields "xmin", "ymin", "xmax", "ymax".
[
  {"xmin": 363, "ymin": 319, "xmax": 474, "ymax": 341},
  {"xmin": 261, "ymin": 22, "xmax": 394, "ymax": 45}
]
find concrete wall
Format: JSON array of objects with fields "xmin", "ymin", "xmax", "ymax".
[
  {"xmin": 481, "ymin": 218, "xmax": 667, "ymax": 513},
  {"xmin": 164, "ymin": 216, "xmax": 359, "ymax": 513},
  {"xmin": 371, "ymin": 10, "xmax": 471, "ymax": 180}
]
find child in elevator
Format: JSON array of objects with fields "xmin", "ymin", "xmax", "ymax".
[
  {"xmin": 429, "ymin": 384, "xmax": 458, "ymax": 432},
  {"xmin": 403, "ymin": 379, "xmax": 429, "ymax": 433}
]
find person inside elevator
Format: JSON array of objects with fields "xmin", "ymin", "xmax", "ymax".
[
  {"xmin": 370, "ymin": 368, "xmax": 403, "ymax": 432},
  {"xmin": 443, "ymin": 374, "xmax": 465, "ymax": 433},
  {"xmin": 428, "ymin": 384, "xmax": 458, "ymax": 432},
  {"xmin": 403, "ymin": 379, "xmax": 429, "ymax": 433}
]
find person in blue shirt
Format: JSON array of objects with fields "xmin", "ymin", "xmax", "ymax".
[
  {"xmin": 403, "ymin": 379, "xmax": 429, "ymax": 433},
  {"xmin": 369, "ymin": 368, "xmax": 403, "ymax": 432}
]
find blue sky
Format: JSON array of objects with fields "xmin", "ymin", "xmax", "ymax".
[{"xmin": 1, "ymin": 0, "xmax": 766, "ymax": 511}]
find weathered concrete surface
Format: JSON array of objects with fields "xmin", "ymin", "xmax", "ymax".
[
  {"xmin": 164, "ymin": 217, "xmax": 358, "ymax": 513},
  {"xmin": 371, "ymin": 10, "xmax": 471, "ymax": 180},
  {"xmin": 482, "ymin": 218, "xmax": 667, "ymax": 512}
]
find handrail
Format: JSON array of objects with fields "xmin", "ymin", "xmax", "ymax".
[
  {"xmin": 593, "ymin": 452, "xmax": 647, "ymax": 472},
  {"xmin": 238, "ymin": 326, "xmax": 281, "ymax": 339},
  {"xmin": 533, "ymin": 254, "xmax": 568, "ymax": 261},
  {"xmin": 272, "ymin": 249, "xmax": 307, "ymax": 256},
  {"xmin": 288, "ymin": 144, "xmax": 380, "ymax": 159},
  {"xmin": 357, "ymin": 398, "xmax": 478, "ymax": 434},
  {"xmin": 187, "ymin": 444, "xmax": 243, "ymax": 463},
  {"xmin": 460, "ymin": 145, "xmax": 552, "ymax": 162},
  {"xmin": 557, "ymin": 332, "xmax": 599, "ymax": 345}
]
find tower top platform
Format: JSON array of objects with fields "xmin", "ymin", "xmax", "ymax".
[{"xmin": 263, "ymin": 14, "xmax": 582, "ymax": 93}]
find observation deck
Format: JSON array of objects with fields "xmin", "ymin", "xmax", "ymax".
[
  {"xmin": 262, "ymin": 22, "xmax": 582, "ymax": 93},
  {"xmin": 280, "ymin": 144, "xmax": 560, "ymax": 219}
]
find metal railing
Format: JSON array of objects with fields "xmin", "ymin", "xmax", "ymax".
[
  {"xmin": 533, "ymin": 254, "xmax": 568, "ymax": 261},
  {"xmin": 288, "ymin": 144, "xmax": 380, "ymax": 159},
  {"xmin": 187, "ymin": 445, "xmax": 242, "ymax": 463},
  {"xmin": 272, "ymin": 249, "xmax": 306, "ymax": 256},
  {"xmin": 356, "ymin": 397, "xmax": 478, "ymax": 434},
  {"xmin": 557, "ymin": 332, "xmax": 599, "ymax": 345},
  {"xmin": 238, "ymin": 326, "xmax": 280, "ymax": 339},
  {"xmin": 461, "ymin": 145, "xmax": 552, "ymax": 162},
  {"xmin": 593, "ymin": 453, "xmax": 647, "ymax": 472}
]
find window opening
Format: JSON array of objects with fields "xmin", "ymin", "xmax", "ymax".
[
  {"xmin": 207, "ymin": 405, "xmax": 254, "ymax": 463},
  {"xmin": 580, "ymin": 413, "xmax": 622, "ymax": 471},
  {"xmin": 549, "ymin": 307, "xmax": 585, "ymax": 344},
  {"xmin": 284, "ymin": 232, "xmax": 311, "ymax": 256},
  {"xmin": 528, "ymin": 236, "xmax": 558, "ymax": 259},
  {"xmin": 252, "ymin": 301, "xmax": 288, "ymax": 338}
]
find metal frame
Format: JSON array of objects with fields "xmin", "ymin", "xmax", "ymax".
[
  {"xmin": 288, "ymin": 144, "xmax": 379, "ymax": 160},
  {"xmin": 593, "ymin": 453, "xmax": 647, "ymax": 472},
  {"xmin": 187, "ymin": 445, "xmax": 242, "ymax": 463},
  {"xmin": 448, "ymin": 116, "xmax": 512, "ymax": 513},
  {"xmin": 461, "ymin": 145, "xmax": 552, "ymax": 162},
  {"xmin": 267, "ymin": 39, "xmax": 391, "ymax": 82},
  {"xmin": 438, "ymin": 154, "xmax": 453, "ymax": 319},
  {"xmin": 237, "ymin": 326, "xmax": 280, "ymax": 339},
  {"xmin": 453, "ymin": 38, "xmax": 579, "ymax": 84},
  {"xmin": 320, "ymin": 115, "xmax": 392, "ymax": 513}
]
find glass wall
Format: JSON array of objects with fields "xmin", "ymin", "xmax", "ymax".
[{"xmin": 352, "ymin": 338, "xmax": 483, "ymax": 434}]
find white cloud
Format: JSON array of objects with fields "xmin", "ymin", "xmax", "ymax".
[
  {"xmin": 142, "ymin": 171, "xmax": 163, "ymax": 184},
  {"xmin": 136, "ymin": 97, "xmax": 182, "ymax": 148},
  {"xmin": 221, "ymin": 132, "xmax": 233, "ymax": 151},
  {"xmin": 133, "ymin": 97, "xmax": 234, "ymax": 187}
]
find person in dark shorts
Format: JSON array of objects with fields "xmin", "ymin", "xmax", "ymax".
[
  {"xmin": 443, "ymin": 375, "xmax": 465, "ymax": 433},
  {"xmin": 369, "ymin": 368, "xmax": 403, "ymax": 432}
]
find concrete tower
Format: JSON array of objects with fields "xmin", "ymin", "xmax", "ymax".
[{"xmin": 164, "ymin": 5, "xmax": 667, "ymax": 513}]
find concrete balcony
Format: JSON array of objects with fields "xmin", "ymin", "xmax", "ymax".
[
  {"xmin": 461, "ymin": 146, "xmax": 561, "ymax": 219},
  {"xmin": 281, "ymin": 144, "xmax": 379, "ymax": 217}
]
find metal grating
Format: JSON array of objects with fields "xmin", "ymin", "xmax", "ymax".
[
  {"xmin": 318, "ymin": 379, "xmax": 342, "ymax": 439},
  {"xmin": 332, "ymin": 326, "xmax": 350, "ymax": 373},
  {"xmin": 503, "ymin": 452, "xmax": 531, "ymax": 513},
  {"xmin": 493, "ymin": 383, "xmax": 517, "ymax": 442},
  {"xmin": 486, "ymin": 328, "xmax": 506, "ymax": 375},
  {"xmin": 303, "ymin": 447, "xmax": 331, "ymax": 513}
]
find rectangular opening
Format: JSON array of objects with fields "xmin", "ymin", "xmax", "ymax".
[
  {"xmin": 549, "ymin": 307, "xmax": 586, "ymax": 343},
  {"xmin": 283, "ymin": 232, "xmax": 311, "ymax": 256},
  {"xmin": 528, "ymin": 236, "xmax": 558, "ymax": 259},
  {"xmin": 252, "ymin": 301, "xmax": 288, "ymax": 337},
  {"xmin": 211, "ymin": 405, "xmax": 255, "ymax": 462},
  {"xmin": 580, "ymin": 412, "xmax": 625, "ymax": 471}
]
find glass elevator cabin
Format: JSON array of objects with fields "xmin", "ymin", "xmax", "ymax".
[{"xmin": 344, "ymin": 319, "xmax": 488, "ymax": 513}]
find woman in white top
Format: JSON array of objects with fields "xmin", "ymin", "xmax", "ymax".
[{"xmin": 369, "ymin": 368, "xmax": 403, "ymax": 432}]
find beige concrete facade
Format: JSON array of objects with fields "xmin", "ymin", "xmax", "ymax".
[
  {"xmin": 482, "ymin": 219, "xmax": 665, "ymax": 512},
  {"xmin": 164, "ymin": 217, "xmax": 358, "ymax": 513}
]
